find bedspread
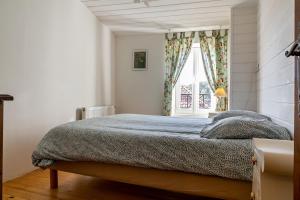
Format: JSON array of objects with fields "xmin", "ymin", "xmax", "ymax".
[{"xmin": 32, "ymin": 114, "xmax": 253, "ymax": 181}]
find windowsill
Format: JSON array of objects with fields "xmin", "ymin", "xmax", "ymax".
[{"xmin": 172, "ymin": 113, "xmax": 209, "ymax": 118}]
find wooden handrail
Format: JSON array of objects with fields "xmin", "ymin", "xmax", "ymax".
[
  {"xmin": 0, "ymin": 94, "xmax": 13, "ymax": 200},
  {"xmin": 0, "ymin": 95, "xmax": 13, "ymax": 102}
]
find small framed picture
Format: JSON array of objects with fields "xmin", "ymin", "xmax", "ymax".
[{"xmin": 133, "ymin": 49, "xmax": 148, "ymax": 70}]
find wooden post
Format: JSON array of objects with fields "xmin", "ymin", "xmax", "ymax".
[
  {"xmin": 295, "ymin": 57, "xmax": 300, "ymax": 200},
  {"xmin": 0, "ymin": 101, "xmax": 2, "ymax": 200},
  {"xmin": 0, "ymin": 95, "xmax": 13, "ymax": 199},
  {"xmin": 295, "ymin": 1, "xmax": 300, "ymax": 199},
  {"xmin": 50, "ymin": 169, "xmax": 58, "ymax": 189}
]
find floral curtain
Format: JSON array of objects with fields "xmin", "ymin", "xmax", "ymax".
[
  {"xmin": 199, "ymin": 30, "xmax": 228, "ymax": 111},
  {"xmin": 162, "ymin": 32, "xmax": 195, "ymax": 116}
]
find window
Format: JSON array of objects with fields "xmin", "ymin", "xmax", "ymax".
[{"xmin": 174, "ymin": 43, "xmax": 216, "ymax": 115}]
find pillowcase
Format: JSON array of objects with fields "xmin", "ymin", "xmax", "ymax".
[
  {"xmin": 212, "ymin": 110, "xmax": 272, "ymax": 123},
  {"xmin": 200, "ymin": 116, "xmax": 291, "ymax": 140}
]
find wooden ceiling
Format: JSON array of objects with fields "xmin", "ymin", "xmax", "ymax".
[{"xmin": 81, "ymin": 0, "xmax": 254, "ymax": 34}]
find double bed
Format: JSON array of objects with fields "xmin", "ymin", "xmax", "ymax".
[{"xmin": 32, "ymin": 112, "xmax": 291, "ymax": 200}]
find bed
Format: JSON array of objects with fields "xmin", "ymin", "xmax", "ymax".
[{"xmin": 32, "ymin": 113, "xmax": 291, "ymax": 200}]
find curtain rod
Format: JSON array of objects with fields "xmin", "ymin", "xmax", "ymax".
[{"xmin": 165, "ymin": 25, "xmax": 230, "ymax": 33}]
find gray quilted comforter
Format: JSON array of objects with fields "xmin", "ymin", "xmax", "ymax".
[{"xmin": 32, "ymin": 114, "xmax": 253, "ymax": 181}]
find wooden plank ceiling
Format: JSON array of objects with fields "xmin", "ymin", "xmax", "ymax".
[{"xmin": 81, "ymin": 0, "xmax": 253, "ymax": 34}]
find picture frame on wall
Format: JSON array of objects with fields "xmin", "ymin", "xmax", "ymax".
[{"xmin": 133, "ymin": 49, "xmax": 148, "ymax": 70}]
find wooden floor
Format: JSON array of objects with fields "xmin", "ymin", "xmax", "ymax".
[{"xmin": 3, "ymin": 169, "xmax": 219, "ymax": 200}]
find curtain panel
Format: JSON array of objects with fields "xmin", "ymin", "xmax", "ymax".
[
  {"xmin": 162, "ymin": 32, "xmax": 195, "ymax": 116},
  {"xmin": 199, "ymin": 30, "xmax": 228, "ymax": 111}
]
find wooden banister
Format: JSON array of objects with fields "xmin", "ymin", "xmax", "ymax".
[
  {"xmin": 0, "ymin": 94, "xmax": 13, "ymax": 199},
  {"xmin": 0, "ymin": 95, "xmax": 13, "ymax": 102}
]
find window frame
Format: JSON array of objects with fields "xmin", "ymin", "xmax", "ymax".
[{"xmin": 174, "ymin": 43, "xmax": 216, "ymax": 115}]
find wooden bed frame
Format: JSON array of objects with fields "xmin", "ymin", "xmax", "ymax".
[{"xmin": 49, "ymin": 161, "xmax": 252, "ymax": 200}]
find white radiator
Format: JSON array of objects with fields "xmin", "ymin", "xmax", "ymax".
[{"xmin": 81, "ymin": 106, "xmax": 115, "ymax": 120}]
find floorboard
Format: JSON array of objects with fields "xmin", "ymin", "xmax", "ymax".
[{"xmin": 3, "ymin": 169, "xmax": 219, "ymax": 200}]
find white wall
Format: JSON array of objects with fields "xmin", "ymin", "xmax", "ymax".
[
  {"xmin": 0, "ymin": 0, "xmax": 115, "ymax": 181},
  {"xmin": 230, "ymin": 3, "xmax": 257, "ymax": 111},
  {"xmin": 116, "ymin": 34, "xmax": 165, "ymax": 115},
  {"xmin": 257, "ymin": 0, "xmax": 295, "ymax": 132},
  {"xmin": 100, "ymin": 26, "xmax": 116, "ymax": 106}
]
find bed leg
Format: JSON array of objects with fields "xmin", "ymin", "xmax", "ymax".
[{"xmin": 50, "ymin": 169, "xmax": 58, "ymax": 189}]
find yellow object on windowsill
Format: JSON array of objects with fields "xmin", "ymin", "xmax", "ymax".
[
  {"xmin": 214, "ymin": 87, "xmax": 227, "ymax": 97},
  {"xmin": 214, "ymin": 87, "xmax": 227, "ymax": 112}
]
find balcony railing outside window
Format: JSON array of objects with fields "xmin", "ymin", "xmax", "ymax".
[
  {"xmin": 180, "ymin": 94, "xmax": 192, "ymax": 108},
  {"xmin": 180, "ymin": 93, "xmax": 211, "ymax": 109},
  {"xmin": 199, "ymin": 93, "xmax": 211, "ymax": 109}
]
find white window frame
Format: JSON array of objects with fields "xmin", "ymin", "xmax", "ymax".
[{"xmin": 174, "ymin": 43, "xmax": 216, "ymax": 116}]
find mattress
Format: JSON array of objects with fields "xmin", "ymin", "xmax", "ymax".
[{"xmin": 32, "ymin": 114, "xmax": 253, "ymax": 181}]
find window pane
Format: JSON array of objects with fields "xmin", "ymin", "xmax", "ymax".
[
  {"xmin": 178, "ymin": 49, "xmax": 193, "ymax": 85},
  {"xmin": 199, "ymin": 82, "xmax": 211, "ymax": 109},
  {"xmin": 176, "ymin": 46, "xmax": 194, "ymax": 110},
  {"xmin": 180, "ymin": 84, "xmax": 192, "ymax": 108},
  {"xmin": 174, "ymin": 42, "xmax": 217, "ymax": 114}
]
